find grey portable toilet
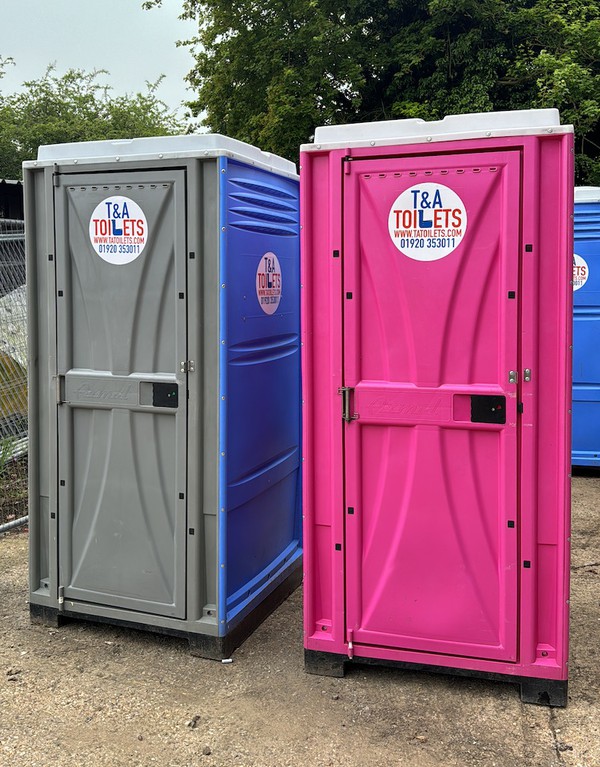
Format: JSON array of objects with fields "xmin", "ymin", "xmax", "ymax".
[{"xmin": 25, "ymin": 135, "xmax": 302, "ymax": 658}]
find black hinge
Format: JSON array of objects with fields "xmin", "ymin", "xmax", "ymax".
[
  {"xmin": 339, "ymin": 387, "xmax": 358, "ymax": 422},
  {"xmin": 518, "ymin": 402, "xmax": 524, "ymax": 414}
]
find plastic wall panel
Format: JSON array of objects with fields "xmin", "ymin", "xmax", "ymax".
[
  {"xmin": 572, "ymin": 192, "xmax": 600, "ymax": 465},
  {"xmin": 222, "ymin": 159, "xmax": 302, "ymax": 629}
]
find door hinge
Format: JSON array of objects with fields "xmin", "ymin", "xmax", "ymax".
[
  {"xmin": 508, "ymin": 370, "xmax": 518, "ymax": 384},
  {"xmin": 58, "ymin": 585, "xmax": 65, "ymax": 611},
  {"xmin": 523, "ymin": 368, "xmax": 532, "ymax": 382},
  {"xmin": 180, "ymin": 360, "xmax": 195, "ymax": 374},
  {"xmin": 55, "ymin": 375, "xmax": 65, "ymax": 405},
  {"xmin": 347, "ymin": 629, "xmax": 354, "ymax": 659},
  {"xmin": 338, "ymin": 387, "xmax": 358, "ymax": 422}
]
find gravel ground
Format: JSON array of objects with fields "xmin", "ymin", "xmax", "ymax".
[{"xmin": 1, "ymin": 475, "xmax": 599, "ymax": 767}]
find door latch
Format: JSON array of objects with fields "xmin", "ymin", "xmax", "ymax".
[{"xmin": 339, "ymin": 387, "xmax": 358, "ymax": 423}]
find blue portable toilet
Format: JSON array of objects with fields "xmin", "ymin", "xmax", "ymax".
[
  {"xmin": 25, "ymin": 135, "xmax": 302, "ymax": 658},
  {"xmin": 572, "ymin": 186, "xmax": 600, "ymax": 466}
]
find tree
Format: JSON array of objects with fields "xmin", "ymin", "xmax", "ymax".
[
  {"xmin": 145, "ymin": 0, "xmax": 600, "ymax": 182},
  {"xmin": 0, "ymin": 67, "xmax": 184, "ymax": 180}
]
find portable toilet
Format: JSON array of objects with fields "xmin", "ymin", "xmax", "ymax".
[
  {"xmin": 300, "ymin": 109, "xmax": 573, "ymax": 705},
  {"xmin": 572, "ymin": 187, "xmax": 600, "ymax": 466},
  {"xmin": 25, "ymin": 135, "xmax": 302, "ymax": 658}
]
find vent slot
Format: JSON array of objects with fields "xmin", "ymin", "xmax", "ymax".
[
  {"xmin": 229, "ymin": 177, "xmax": 296, "ymax": 200},
  {"xmin": 229, "ymin": 192, "xmax": 296, "ymax": 213},
  {"xmin": 230, "ymin": 206, "xmax": 297, "ymax": 226}
]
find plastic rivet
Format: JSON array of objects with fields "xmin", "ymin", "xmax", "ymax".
[
  {"xmin": 221, "ymin": 226, "xmax": 226, "ymax": 231},
  {"xmin": 426, "ymin": 136, "xmax": 432, "ymax": 142},
  {"xmin": 221, "ymin": 168, "xmax": 226, "ymax": 173},
  {"xmin": 159, "ymin": 154, "xmax": 163, "ymax": 159},
  {"xmin": 370, "ymin": 141, "xmax": 375, "ymax": 146},
  {"xmin": 221, "ymin": 452, "xmax": 225, "ymax": 456},
  {"xmin": 221, "ymin": 283, "xmax": 226, "ymax": 288},
  {"xmin": 486, "ymin": 131, "xmax": 491, "ymax": 137}
]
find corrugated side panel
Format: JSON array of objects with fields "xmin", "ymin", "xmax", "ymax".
[
  {"xmin": 572, "ymin": 199, "xmax": 600, "ymax": 465},
  {"xmin": 222, "ymin": 159, "xmax": 301, "ymax": 630}
]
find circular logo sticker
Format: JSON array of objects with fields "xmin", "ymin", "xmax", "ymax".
[
  {"xmin": 388, "ymin": 183, "xmax": 468, "ymax": 261},
  {"xmin": 573, "ymin": 254, "xmax": 589, "ymax": 291},
  {"xmin": 89, "ymin": 196, "xmax": 148, "ymax": 265},
  {"xmin": 256, "ymin": 252, "xmax": 282, "ymax": 315}
]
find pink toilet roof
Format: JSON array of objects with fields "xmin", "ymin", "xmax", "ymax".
[{"xmin": 302, "ymin": 109, "xmax": 573, "ymax": 152}]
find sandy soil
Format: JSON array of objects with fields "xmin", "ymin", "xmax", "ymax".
[{"xmin": 0, "ymin": 474, "xmax": 599, "ymax": 767}]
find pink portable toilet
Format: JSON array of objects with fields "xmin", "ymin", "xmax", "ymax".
[{"xmin": 300, "ymin": 109, "xmax": 573, "ymax": 706}]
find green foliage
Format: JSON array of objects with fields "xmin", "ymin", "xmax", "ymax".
[
  {"xmin": 0, "ymin": 67, "xmax": 184, "ymax": 180},
  {"xmin": 146, "ymin": 0, "xmax": 600, "ymax": 181}
]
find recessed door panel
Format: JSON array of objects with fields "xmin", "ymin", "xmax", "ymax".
[
  {"xmin": 55, "ymin": 171, "xmax": 187, "ymax": 618},
  {"xmin": 343, "ymin": 152, "xmax": 520, "ymax": 661}
]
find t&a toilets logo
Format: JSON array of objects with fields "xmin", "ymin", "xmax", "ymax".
[
  {"xmin": 388, "ymin": 182, "xmax": 467, "ymax": 261},
  {"xmin": 573, "ymin": 254, "xmax": 589, "ymax": 291},
  {"xmin": 256, "ymin": 252, "xmax": 282, "ymax": 315},
  {"xmin": 89, "ymin": 196, "xmax": 148, "ymax": 265}
]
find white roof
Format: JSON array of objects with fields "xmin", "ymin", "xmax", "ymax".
[
  {"xmin": 575, "ymin": 187, "xmax": 600, "ymax": 203},
  {"xmin": 26, "ymin": 134, "xmax": 297, "ymax": 177},
  {"xmin": 303, "ymin": 109, "xmax": 572, "ymax": 152}
]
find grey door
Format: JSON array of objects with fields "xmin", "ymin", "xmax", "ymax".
[{"xmin": 55, "ymin": 170, "xmax": 188, "ymax": 618}]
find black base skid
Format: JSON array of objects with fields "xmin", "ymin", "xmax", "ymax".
[
  {"xmin": 304, "ymin": 649, "xmax": 568, "ymax": 707},
  {"xmin": 29, "ymin": 566, "xmax": 301, "ymax": 661}
]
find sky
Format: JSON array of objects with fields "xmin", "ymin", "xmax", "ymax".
[{"xmin": 0, "ymin": 0, "xmax": 197, "ymax": 118}]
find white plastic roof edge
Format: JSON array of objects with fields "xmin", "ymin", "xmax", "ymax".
[
  {"xmin": 302, "ymin": 109, "xmax": 573, "ymax": 152},
  {"xmin": 575, "ymin": 186, "xmax": 600, "ymax": 203},
  {"xmin": 25, "ymin": 134, "xmax": 297, "ymax": 178}
]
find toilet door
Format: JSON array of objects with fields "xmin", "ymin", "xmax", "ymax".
[
  {"xmin": 55, "ymin": 170, "xmax": 188, "ymax": 618},
  {"xmin": 343, "ymin": 150, "xmax": 520, "ymax": 662}
]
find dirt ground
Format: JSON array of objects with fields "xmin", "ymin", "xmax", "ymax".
[{"xmin": 1, "ymin": 475, "xmax": 599, "ymax": 767}]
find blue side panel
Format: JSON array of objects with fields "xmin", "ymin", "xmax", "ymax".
[
  {"xmin": 222, "ymin": 159, "xmax": 301, "ymax": 629},
  {"xmin": 572, "ymin": 197, "xmax": 600, "ymax": 465}
]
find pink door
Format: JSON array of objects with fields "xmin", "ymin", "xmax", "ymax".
[{"xmin": 343, "ymin": 150, "xmax": 520, "ymax": 662}]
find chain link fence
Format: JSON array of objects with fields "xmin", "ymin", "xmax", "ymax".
[
  {"xmin": 0, "ymin": 219, "xmax": 27, "ymax": 459},
  {"xmin": 0, "ymin": 218, "xmax": 28, "ymax": 531}
]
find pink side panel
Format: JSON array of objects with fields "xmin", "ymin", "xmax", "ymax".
[{"xmin": 301, "ymin": 150, "xmax": 345, "ymax": 646}]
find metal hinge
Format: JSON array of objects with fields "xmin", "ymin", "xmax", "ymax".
[
  {"xmin": 180, "ymin": 360, "xmax": 195, "ymax": 374},
  {"xmin": 523, "ymin": 368, "xmax": 532, "ymax": 382},
  {"xmin": 58, "ymin": 585, "xmax": 65, "ymax": 611},
  {"xmin": 347, "ymin": 629, "xmax": 354, "ymax": 659},
  {"xmin": 508, "ymin": 370, "xmax": 518, "ymax": 384},
  {"xmin": 338, "ymin": 387, "xmax": 358, "ymax": 422},
  {"xmin": 55, "ymin": 375, "xmax": 65, "ymax": 405}
]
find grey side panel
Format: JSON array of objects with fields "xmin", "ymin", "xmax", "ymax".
[
  {"xmin": 186, "ymin": 159, "xmax": 220, "ymax": 632},
  {"xmin": 55, "ymin": 171, "xmax": 187, "ymax": 618},
  {"xmin": 26, "ymin": 166, "xmax": 56, "ymax": 599}
]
